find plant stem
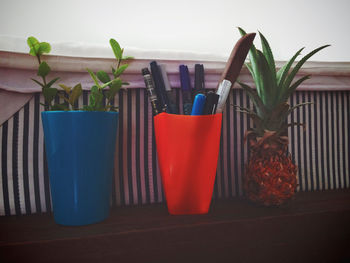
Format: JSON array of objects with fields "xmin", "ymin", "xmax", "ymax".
[
  {"xmin": 36, "ymin": 54, "xmax": 49, "ymax": 110},
  {"xmin": 36, "ymin": 54, "xmax": 47, "ymax": 86},
  {"xmin": 116, "ymin": 58, "xmax": 121, "ymax": 70}
]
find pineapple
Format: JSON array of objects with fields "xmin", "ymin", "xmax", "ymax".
[{"xmin": 237, "ymin": 28, "xmax": 329, "ymax": 206}]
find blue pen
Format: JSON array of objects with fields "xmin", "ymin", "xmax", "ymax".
[
  {"xmin": 191, "ymin": 93, "xmax": 206, "ymax": 116},
  {"xmin": 179, "ymin": 65, "xmax": 192, "ymax": 115}
]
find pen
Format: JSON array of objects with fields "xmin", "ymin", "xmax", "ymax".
[
  {"xmin": 203, "ymin": 91, "xmax": 219, "ymax": 115},
  {"xmin": 159, "ymin": 64, "xmax": 178, "ymax": 114},
  {"xmin": 179, "ymin": 65, "xmax": 192, "ymax": 115},
  {"xmin": 142, "ymin": 68, "xmax": 160, "ymax": 116},
  {"xmin": 150, "ymin": 61, "xmax": 171, "ymax": 113},
  {"xmin": 191, "ymin": 93, "xmax": 206, "ymax": 116},
  {"xmin": 215, "ymin": 33, "xmax": 256, "ymax": 113},
  {"xmin": 194, "ymin": 64, "xmax": 205, "ymax": 99}
]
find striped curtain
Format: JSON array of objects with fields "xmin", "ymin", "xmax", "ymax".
[{"xmin": 1, "ymin": 89, "xmax": 349, "ymax": 215}]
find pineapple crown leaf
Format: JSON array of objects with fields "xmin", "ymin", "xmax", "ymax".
[
  {"xmin": 237, "ymin": 80, "xmax": 267, "ymax": 117},
  {"xmin": 256, "ymin": 50, "xmax": 278, "ymax": 109},
  {"xmin": 280, "ymin": 44, "xmax": 330, "ymax": 98},
  {"xmin": 287, "ymin": 102, "xmax": 313, "ymax": 116},
  {"xmin": 233, "ymin": 104, "xmax": 251, "ymax": 112},
  {"xmin": 238, "ymin": 27, "xmax": 262, "ymax": 98},
  {"xmin": 281, "ymin": 75, "xmax": 311, "ymax": 102},
  {"xmin": 276, "ymin": 47, "xmax": 304, "ymax": 92},
  {"xmin": 258, "ymin": 31, "xmax": 276, "ymax": 80},
  {"xmin": 233, "ymin": 105, "xmax": 264, "ymax": 126}
]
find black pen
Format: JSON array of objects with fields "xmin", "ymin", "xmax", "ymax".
[
  {"xmin": 150, "ymin": 61, "xmax": 170, "ymax": 113},
  {"xmin": 194, "ymin": 64, "xmax": 205, "ymax": 99},
  {"xmin": 142, "ymin": 68, "xmax": 160, "ymax": 116},
  {"xmin": 179, "ymin": 65, "xmax": 192, "ymax": 115},
  {"xmin": 159, "ymin": 64, "xmax": 178, "ymax": 114},
  {"xmin": 203, "ymin": 91, "xmax": 219, "ymax": 115}
]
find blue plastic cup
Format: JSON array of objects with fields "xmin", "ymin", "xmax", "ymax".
[{"xmin": 41, "ymin": 111, "xmax": 118, "ymax": 226}]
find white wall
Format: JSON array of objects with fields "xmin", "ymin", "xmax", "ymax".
[{"xmin": 0, "ymin": 0, "xmax": 349, "ymax": 61}]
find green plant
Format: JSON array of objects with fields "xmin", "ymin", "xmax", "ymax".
[
  {"xmin": 84, "ymin": 39, "xmax": 133, "ymax": 111},
  {"xmin": 27, "ymin": 36, "xmax": 61, "ymax": 110},
  {"xmin": 236, "ymin": 27, "xmax": 329, "ymax": 206},
  {"xmin": 28, "ymin": 37, "xmax": 132, "ymax": 111}
]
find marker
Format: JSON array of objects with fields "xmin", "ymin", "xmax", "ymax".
[
  {"xmin": 159, "ymin": 64, "xmax": 178, "ymax": 114},
  {"xmin": 203, "ymin": 91, "xmax": 219, "ymax": 115},
  {"xmin": 179, "ymin": 65, "xmax": 192, "ymax": 115},
  {"xmin": 142, "ymin": 68, "xmax": 159, "ymax": 116},
  {"xmin": 193, "ymin": 64, "xmax": 205, "ymax": 99},
  {"xmin": 150, "ymin": 61, "xmax": 170, "ymax": 113},
  {"xmin": 215, "ymin": 33, "xmax": 256, "ymax": 113},
  {"xmin": 191, "ymin": 93, "xmax": 206, "ymax": 115}
]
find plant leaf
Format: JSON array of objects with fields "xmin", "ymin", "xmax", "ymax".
[
  {"xmin": 37, "ymin": 61, "xmax": 51, "ymax": 78},
  {"xmin": 122, "ymin": 56, "xmax": 134, "ymax": 60},
  {"xmin": 31, "ymin": 78, "xmax": 45, "ymax": 88},
  {"xmin": 280, "ymin": 122, "xmax": 306, "ymax": 133},
  {"xmin": 282, "ymin": 75, "xmax": 311, "ymax": 102},
  {"xmin": 234, "ymin": 105, "xmax": 264, "ymax": 134},
  {"xmin": 59, "ymin": 84, "xmax": 71, "ymax": 94},
  {"xmin": 277, "ymin": 47, "xmax": 304, "ymax": 87},
  {"xmin": 256, "ymin": 50, "xmax": 277, "ymax": 109},
  {"xmin": 89, "ymin": 85, "xmax": 104, "ymax": 111},
  {"xmin": 237, "ymin": 81, "xmax": 266, "ymax": 118},
  {"xmin": 69, "ymin": 83, "xmax": 82, "ymax": 107},
  {"xmin": 259, "ymin": 31, "xmax": 276, "ymax": 81},
  {"xmin": 86, "ymin": 68, "xmax": 101, "ymax": 89},
  {"xmin": 245, "ymin": 62, "xmax": 254, "ymax": 75},
  {"xmin": 100, "ymin": 78, "xmax": 117, "ymax": 89},
  {"xmin": 38, "ymin": 42, "xmax": 51, "ymax": 55},
  {"xmin": 283, "ymin": 45, "xmax": 330, "ymax": 94},
  {"xmin": 58, "ymin": 93, "xmax": 70, "ymax": 104},
  {"xmin": 27, "ymin": 36, "xmax": 40, "ymax": 56},
  {"xmin": 238, "ymin": 27, "xmax": 261, "ymax": 98},
  {"xmin": 46, "ymin": 77, "xmax": 60, "ymax": 88},
  {"xmin": 42, "ymin": 87, "xmax": 58, "ymax": 105},
  {"xmin": 114, "ymin": 64, "xmax": 128, "ymax": 77},
  {"xmin": 110, "ymin": 38, "xmax": 122, "ymax": 60},
  {"xmin": 97, "ymin": 70, "xmax": 111, "ymax": 83},
  {"xmin": 105, "ymin": 78, "xmax": 122, "ymax": 102},
  {"xmin": 287, "ymin": 102, "xmax": 313, "ymax": 115},
  {"xmin": 276, "ymin": 47, "xmax": 304, "ymax": 102},
  {"xmin": 89, "ymin": 85, "xmax": 98, "ymax": 107}
]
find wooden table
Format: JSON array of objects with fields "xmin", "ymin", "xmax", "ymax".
[{"xmin": 1, "ymin": 190, "xmax": 349, "ymax": 263}]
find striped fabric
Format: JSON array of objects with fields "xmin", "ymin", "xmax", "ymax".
[{"xmin": 1, "ymin": 89, "xmax": 349, "ymax": 215}]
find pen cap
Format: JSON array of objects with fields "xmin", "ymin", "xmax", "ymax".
[
  {"xmin": 159, "ymin": 64, "xmax": 172, "ymax": 91},
  {"xmin": 194, "ymin": 64, "xmax": 205, "ymax": 91},
  {"xmin": 191, "ymin": 93, "xmax": 206, "ymax": 116},
  {"xmin": 154, "ymin": 113, "xmax": 222, "ymax": 215},
  {"xmin": 179, "ymin": 65, "xmax": 191, "ymax": 91},
  {"xmin": 203, "ymin": 92, "xmax": 219, "ymax": 115}
]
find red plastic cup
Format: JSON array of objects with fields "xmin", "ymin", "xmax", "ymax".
[{"xmin": 154, "ymin": 112, "xmax": 222, "ymax": 215}]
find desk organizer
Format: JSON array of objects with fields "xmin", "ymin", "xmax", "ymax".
[
  {"xmin": 41, "ymin": 111, "xmax": 118, "ymax": 225},
  {"xmin": 154, "ymin": 112, "xmax": 222, "ymax": 215}
]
